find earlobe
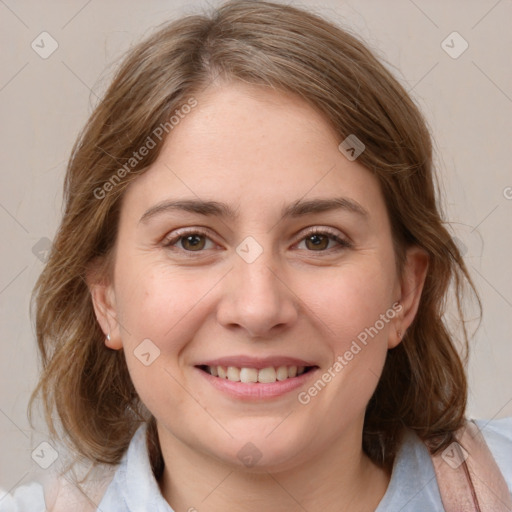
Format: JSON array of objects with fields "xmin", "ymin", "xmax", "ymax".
[
  {"xmin": 87, "ymin": 277, "xmax": 123, "ymax": 350},
  {"xmin": 389, "ymin": 246, "xmax": 429, "ymax": 349},
  {"xmin": 388, "ymin": 305, "xmax": 404, "ymax": 350}
]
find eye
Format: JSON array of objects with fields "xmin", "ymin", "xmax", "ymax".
[
  {"xmin": 295, "ymin": 227, "xmax": 352, "ymax": 252},
  {"xmin": 162, "ymin": 228, "xmax": 215, "ymax": 253},
  {"xmin": 162, "ymin": 226, "xmax": 352, "ymax": 255}
]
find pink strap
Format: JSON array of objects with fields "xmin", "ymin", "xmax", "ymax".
[
  {"xmin": 430, "ymin": 420, "xmax": 512, "ymax": 512},
  {"xmin": 42, "ymin": 464, "xmax": 116, "ymax": 512}
]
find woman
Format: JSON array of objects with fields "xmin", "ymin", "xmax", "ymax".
[{"xmin": 2, "ymin": 1, "xmax": 511, "ymax": 510}]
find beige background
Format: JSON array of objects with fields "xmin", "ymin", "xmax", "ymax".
[{"xmin": 1, "ymin": 0, "xmax": 511, "ymax": 492}]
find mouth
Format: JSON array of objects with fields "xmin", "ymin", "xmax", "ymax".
[
  {"xmin": 196, "ymin": 364, "xmax": 318, "ymax": 384},
  {"xmin": 194, "ymin": 363, "xmax": 320, "ymax": 400}
]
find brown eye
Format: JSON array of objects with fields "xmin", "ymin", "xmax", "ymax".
[
  {"xmin": 163, "ymin": 227, "xmax": 351, "ymax": 257},
  {"xmin": 297, "ymin": 229, "xmax": 352, "ymax": 252},
  {"xmin": 180, "ymin": 234, "xmax": 207, "ymax": 251},
  {"xmin": 304, "ymin": 233, "xmax": 330, "ymax": 251},
  {"xmin": 163, "ymin": 229, "xmax": 215, "ymax": 253}
]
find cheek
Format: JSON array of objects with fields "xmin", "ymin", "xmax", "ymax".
[
  {"xmin": 297, "ymin": 265, "xmax": 395, "ymax": 412},
  {"xmin": 113, "ymin": 264, "xmax": 205, "ymax": 415},
  {"xmin": 307, "ymin": 260, "xmax": 395, "ymax": 348},
  {"xmin": 114, "ymin": 259, "xmax": 208, "ymax": 345}
]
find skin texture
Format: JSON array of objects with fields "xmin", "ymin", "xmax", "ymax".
[{"xmin": 89, "ymin": 82, "xmax": 428, "ymax": 512}]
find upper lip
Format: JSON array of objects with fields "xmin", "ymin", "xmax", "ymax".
[{"xmin": 196, "ymin": 356, "xmax": 317, "ymax": 370}]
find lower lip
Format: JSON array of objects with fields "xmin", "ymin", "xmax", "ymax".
[{"xmin": 194, "ymin": 366, "xmax": 319, "ymax": 400}]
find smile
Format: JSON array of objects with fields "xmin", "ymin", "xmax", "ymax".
[
  {"xmin": 197, "ymin": 364, "xmax": 316, "ymax": 383},
  {"xmin": 195, "ymin": 364, "xmax": 319, "ymax": 400}
]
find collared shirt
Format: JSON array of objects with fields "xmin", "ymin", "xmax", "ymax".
[{"xmin": 1, "ymin": 418, "xmax": 511, "ymax": 511}]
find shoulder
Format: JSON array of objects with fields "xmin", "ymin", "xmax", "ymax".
[
  {"xmin": 0, "ymin": 464, "xmax": 118, "ymax": 512},
  {"xmin": 0, "ymin": 481, "xmax": 46, "ymax": 512},
  {"xmin": 97, "ymin": 423, "xmax": 173, "ymax": 511},
  {"xmin": 472, "ymin": 416, "xmax": 512, "ymax": 492},
  {"xmin": 0, "ymin": 424, "xmax": 148, "ymax": 512},
  {"xmin": 375, "ymin": 418, "xmax": 512, "ymax": 511},
  {"xmin": 375, "ymin": 428, "xmax": 443, "ymax": 511}
]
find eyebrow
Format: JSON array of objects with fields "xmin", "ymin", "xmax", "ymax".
[{"xmin": 139, "ymin": 196, "xmax": 369, "ymax": 224}]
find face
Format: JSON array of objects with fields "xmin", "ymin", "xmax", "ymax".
[{"xmin": 90, "ymin": 81, "xmax": 426, "ymax": 473}]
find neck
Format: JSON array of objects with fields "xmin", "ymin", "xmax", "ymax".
[{"xmin": 156, "ymin": 425, "xmax": 390, "ymax": 512}]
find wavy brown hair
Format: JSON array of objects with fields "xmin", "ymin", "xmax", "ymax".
[{"xmin": 29, "ymin": 0, "xmax": 481, "ymax": 475}]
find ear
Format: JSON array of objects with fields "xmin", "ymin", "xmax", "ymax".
[
  {"xmin": 389, "ymin": 246, "xmax": 429, "ymax": 349},
  {"xmin": 86, "ymin": 264, "xmax": 123, "ymax": 350}
]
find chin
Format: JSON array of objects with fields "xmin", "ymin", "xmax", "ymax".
[{"xmin": 212, "ymin": 428, "xmax": 311, "ymax": 472}]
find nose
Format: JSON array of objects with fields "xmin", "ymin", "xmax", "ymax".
[{"xmin": 216, "ymin": 245, "xmax": 299, "ymax": 339}]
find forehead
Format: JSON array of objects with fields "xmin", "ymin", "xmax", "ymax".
[{"xmin": 121, "ymin": 82, "xmax": 387, "ymax": 225}]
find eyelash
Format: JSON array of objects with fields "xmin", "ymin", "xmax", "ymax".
[{"xmin": 162, "ymin": 226, "xmax": 352, "ymax": 256}]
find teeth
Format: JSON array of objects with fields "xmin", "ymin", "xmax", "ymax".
[
  {"xmin": 240, "ymin": 367, "xmax": 258, "ymax": 383},
  {"xmin": 206, "ymin": 364, "xmax": 309, "ymax": 383},
  {"xmin": 276, "ymin": 366, "xmax": 289, "ymax": 381},
  {"xmin": 227, "ymin": 366, "xmax": 240, "ymax": 381},
  {"xmin": 258, "ymin": 367, "xmax": 276, "ymax": 383}
]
